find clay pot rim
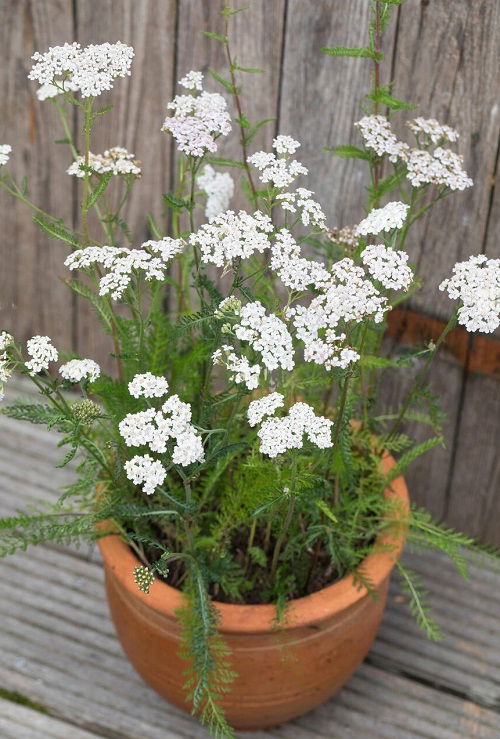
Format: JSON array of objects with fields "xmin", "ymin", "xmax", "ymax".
[{"xmin": 98, "ymin": 452, "xmax": 408, "ymax": 634}]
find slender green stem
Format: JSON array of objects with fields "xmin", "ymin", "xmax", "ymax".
[
  {"xmin": 270, "ymin": 457, "xmax": 298, "ymax": 579},
  {"xmin": 223, "ymin": 19, "xmax": 257, "ymax": 204}
]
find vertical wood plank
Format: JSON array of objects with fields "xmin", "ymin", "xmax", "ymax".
[
  {"xmin": 278, "ymin": 0, "xmax": 398, "ymax": 229},
  {"xmin": 389, "ymin": 0, "xmax": 500, "ymax": 318},
  {"xmin": 74, "ymin": 0, "xmax": 177, "ymax": 368},
  {"xmin": 378, "ymin": 343, "xmax": 464, "ymax": 522},
  {"xmin": 0, "ymin": 0, "xmax": 75, "ymax": 351}
]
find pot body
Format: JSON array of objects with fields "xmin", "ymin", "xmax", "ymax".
[{"xmin": 98, "ymin": 455, "xmax": 408, "ymax": 731}]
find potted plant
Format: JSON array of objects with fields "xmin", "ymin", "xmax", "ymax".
[{"xmin": 0, "ymin": 2, "xmax": 498, "ymax": 736}]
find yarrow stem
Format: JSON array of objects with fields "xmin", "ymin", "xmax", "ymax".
[{"xmin": 270, "ymin": 456, "xmax": 298, "ymax": 579}]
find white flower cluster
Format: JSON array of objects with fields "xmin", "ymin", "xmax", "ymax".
[
  {"xmin": 289, "ymin": 258, "xmax": 388, "ymax": 370},
  {"xmin": 59, "ymin": 358, "xmax": 100, "ymax": 383},
  {"xmin": 25, "ymin": 335, "xmax": 58, "ymax": 375},
  {"xmin": 361, "ymin": 244, "xmax": 413, "ymax": 291},
  {"xmin": 128, "ymin": 372, "xmax": 169, "ymax": 399},
  {"xmin": 248, "ymin": 136, "xmax": 308, "ymax": 188},
  {"xmin": 0, "ymin": 331, "xmax": 13, "ymax": 352},
  {"xmin": 28, "ymin": 41, "xmax": 134, "ymax": 98},
  {"xmin": 247, "ymin": 392, "xmax": 285, "ymax": 427},
  {"xmin": 235, "ymin": 301, "xmax": 295, "ymax": 372},
  {"xmin": 270, "ymin": 230, "xmax": 329, "ymax": 291},
  {"xmin": 212, "ymin": 345, "xmax": 261, "ymax": 390},
  {"xmin": 124, "ymin": 455, "xmax": 166, "ymax": 496},
  {"xmin": 277, "ymin": 187, "xmax": 326, "ymax": 229},
  {"xmin": 0, "ymin": 145, "xmax": 12, "ymax": 166},
  {"xmin": 120, "ymin": 384, "xmax": 204, "ymax": 492},
  {"xmin": 255, "ymin": 401, "xmax": 333, "ymax": 458},
  {"xmin": 439, "ymin": 254, "xmax": 500, "ymax": 333},
  {"xmin": 179, "ymin": 70, "xmax": 204, "ymax": 91},
  {"xmin": 189, "ymin": 210, "xmax": 273, "ymax": 267},
  {"xmin": 0, "ymin": 332, "xmax": 13, "ymax": 402},
  {"xmin": 356, "ymin": 201, "xmax": 409, "ymax": 236},
  {"xmin": 407, "ymin": 117, "xmax": 459, "ymax": 145},
  {"xmin": 67, "ymin": 147, "xmax": 141, "ymax": 178},
  {"xmin": 406, "ymin": 147, "xmax": 473, "ymax": 190},
  {"xmin": 272, "ymin": 135, "xmax": 300, "ymax": 154},
  {"xmin": 355, "ymin": 115, "xmax": 409, "ymax": 163},
  {"xmin": 64, "ymin": 239, "xmax": 184, "ymax": 300},
  {"xmin": 162, "ymin": 71, "xmax": 231, "ymax": 157},
  {"xmin": 355, "ymin": 115, "xmax": 472, "ymax": 191},
  {"xmin": 198, "ymin": 164, "xmax": 234, "ymax": 221}
]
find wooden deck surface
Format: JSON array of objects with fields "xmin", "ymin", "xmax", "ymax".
[{"xmin": 0, "ymin": 382, "xmax": 499, "ymax": 738}]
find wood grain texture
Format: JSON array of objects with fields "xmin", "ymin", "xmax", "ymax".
[
  {"xmin": 0, "ymin": 3, "xmax": 499, "ymax": 540},
  {"xmin": 0, "ymin": 0, "xmax": 75, "ymax": 349},
  {"xmin": 0, "ymin": 410, "xmax": 499, "ymax": 738},
  {"xmin": 73, "ymin": 0, "xmax": 177, "ymax": 368},
  {"xmin": 389, "ymin": 0, "xmax": 500, "ymax": 319},
  {"xmin": 278, "ymin": 0, "xmax": 397, "ymax": 230}
]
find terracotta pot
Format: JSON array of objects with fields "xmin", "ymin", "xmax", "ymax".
[{"xmin": 98, "ymin": 453, "xmax": 408, "ymax": 731}]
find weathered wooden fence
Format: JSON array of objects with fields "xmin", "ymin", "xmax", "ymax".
[{"xmin": 1, "ymin": 0, "xmax": 499, "ymax": 542}]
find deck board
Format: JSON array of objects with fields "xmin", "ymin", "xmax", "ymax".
[{"xmin": 0, "ymin": 382, "xmax": 499, "ymax": 737}]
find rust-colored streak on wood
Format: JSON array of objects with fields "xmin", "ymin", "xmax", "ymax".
[{"xmin": 387, "ymin": 308, "xmax": 500, "ymax": 378}]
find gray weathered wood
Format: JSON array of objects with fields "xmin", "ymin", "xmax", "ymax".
[
  {"xmin": 1, "ymin": 403, "xmax": 500, "ymax": 737},
  {"xmin": 0, "ymin": 0, "xmax": 75, "ymax": 350},
  {"xmin": 0, "ymin": 3, "xmax": 499, "ymax": 543},
  {"xmin": 389, "ymin": 0, "xmax": 500, "ymax": 319}
]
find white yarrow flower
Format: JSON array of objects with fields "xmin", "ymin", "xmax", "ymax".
[
  {"xmin": 273, "ymin": 135, "xmax": 301, "ymax": 155},
  {"xmin": 64, "ymin": 240, "xmax": 183, "ymax": 300},
  {"xmin": 361, "ymin": 244, "xmax": 413, "ymax": 291},
  {"xmin": 190, "ymin": 210, "xmax": 273, "ymax": 267},
  {"xmin": 248, "ymin": 150, "xmax": 308, "ymax": 189},
  {"xmin": 212, "ymin": 345, "xmax": 261, "ymax": 390},
  {"xmin": 67, "ymin": 147, "xmax": 141, "ymax": 178},
  {"xmin": 256, "ymin": 401, "xmax": 333, "ymax": 458},
  {"xmin": 0, "ymin": 331, "xmax": 13, "ymax": 351},
  {"xmin": 179, "ymin": 70, "xmax": 204, "ymax": 91},
  {"xmin": 0, "ymin": 145, "xmax": 12, "ymax": 166},
  {"xmin": 247, "ymin": 392, "xmax": 285, "ymax": 427},
  {"xmin": 128, "ymin": 373, "xmax": 169, "ymax": 399},
  {"xmin": 356, "ymin": 201, "xmax": 409, "ymax": 236},
  {"xmin": 355, "ymin": 115, "xmax": 409, "ymax": 163},
  {"xmin": 407, "ymin": 117, "xmax": 459, "ymax": 145},
  {"xmin": 234, "ymin": 301, "xmax": 295, "ymax": 372},
  {"xmin": 163, "ymin": 74, "xmax": 231, "ymax": 157},
  {"xmin": 59, "ymin": 358, "xmax": 101, "ymax": 383},
  {"xmin": 439, "ymin": 254, "xmax": 500, "ymax": 333},
  {"xmin": 119, "ymin": 392, "xmax": 204, "ymax": 467},
  {"xmin": 28, "ymin": 41, "xmax": 134, "ymax": 98},
  {"xmin": 198, "ymin": 165, "xmax": 234, "ymax": 221},
  {"xmin": 124, "ymin": 454, "xmax": 166, "ymax": 496},
  {"xmin": 25, "ymin": 336, "xmax": 58, "ymax": 375}
]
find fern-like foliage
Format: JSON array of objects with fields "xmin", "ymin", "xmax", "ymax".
[
  {"xmin": 395, "ymin": 563, "xmax": 443, "ymax": 641},
  {"xmin": 179, "ymin": 566, "xmax": 236, "ymax": 738}
]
